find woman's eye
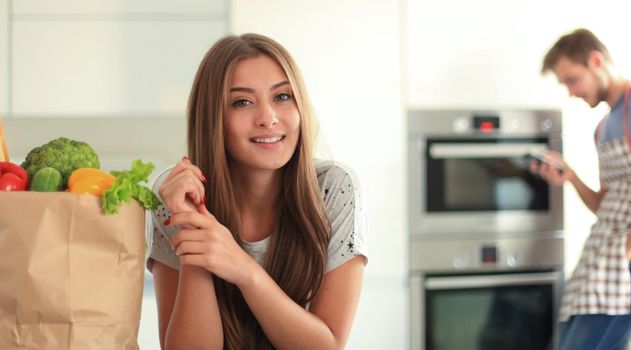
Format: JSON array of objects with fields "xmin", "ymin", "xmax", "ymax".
[
  {"xmin": 275, "ymin": 93, "xmax": 292, "ymax": 102},
  {"xmin": 232, "ymin": 99, "xmax": 251, "ymax": 107}
]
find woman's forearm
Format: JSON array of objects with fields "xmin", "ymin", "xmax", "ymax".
[
  {"xmin": 165, "ymin": 265, "xmax": 223, "ymax": 350},
  {"xmin": 238, "ymin": 265, "xmax": 338, "ymax": 350}
]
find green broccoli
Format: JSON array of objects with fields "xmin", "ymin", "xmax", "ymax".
[{"xmin": 21, "ymin": 137, "xmax": 100, "ymax": 189}]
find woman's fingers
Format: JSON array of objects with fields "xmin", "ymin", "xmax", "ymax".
[
  {"xmin": 170, "ymin": 170, "xmax": 206, "ymax": 204},
  {"xmin": 168, "ymin": 210, "xmax": 216, "ymax": 230},
  {"xmin": 167, "ymin": 208, "xmax": 252, "ymax": 284},
  {"xmin": 157, "ymin": 157, "xmax": 209, "ymax": 215},
  {"xmin": 167, "ymin": 210, "xmax": 220, "ymax": 246},
  {"xmin": 170, "ymin": 229, "xmax": 206, "ymax": 250},
  {"xmin": 159, "ymin": 168, "xmax": 206, "ymax": 213},
  {"xmin": 174, "ymin": 240, "xmax": 207, "ymax": 256},
  {"xmin": 165, "ymin": 157, "xmax": 189, "ymax": 181},
  {"xmin": 166, "ymin": 156, "xmax": 206, "ymax": 183}
]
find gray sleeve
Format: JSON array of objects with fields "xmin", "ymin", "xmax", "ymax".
[
  {"xmin": 146, "ymin": 167, "xmax": 181, "ymax": 272},
  {"xmin": 319, "ymin": 162, "xmax": 368, "ymax": 273}
]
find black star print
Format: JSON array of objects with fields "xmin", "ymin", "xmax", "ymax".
[{"xmin": 347, "ymin": 242, "xmax": 354, "ymax": 250}]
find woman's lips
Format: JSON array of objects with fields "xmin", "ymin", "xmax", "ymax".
[
  {"xmin": 251, "ymin": 135, "xmax": 284, "ymax": 143},
  {"xmin": 250, "ymin": 135, "xmax": 285, "ymax": 148}
]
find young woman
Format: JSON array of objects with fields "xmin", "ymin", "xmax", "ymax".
[{"xmin": 146, "ymin": 33, "xmax": 368, "ymax": 349}]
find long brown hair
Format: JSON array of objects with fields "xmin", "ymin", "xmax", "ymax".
[{"xmin": 187, "ymin": 33, "xmax": 331, "ymax": 349}]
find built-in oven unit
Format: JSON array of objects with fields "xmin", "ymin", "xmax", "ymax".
[
  {"xmin": 410, "ymin": 237, "xmax": 563, "ymax": 350},
  {"xmin": 408, "ymin": 110, "xmax": 564, "ymax": 350},
  {"xmin": 409, "ymin": 109, "xmax": 563, "ymax": 237}
]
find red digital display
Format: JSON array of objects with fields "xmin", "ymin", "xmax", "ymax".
[
  {"xmin": 473, "ymin": 115, "xmax": 500, "ymax": 133},
  {"xmin": 479, "ymin": 121, "xmax": 495, "ymax": 133}
]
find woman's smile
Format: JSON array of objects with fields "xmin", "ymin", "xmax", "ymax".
[{"xmin": 251, "ymin": 134, "xmax": 285, "ymax": 145}]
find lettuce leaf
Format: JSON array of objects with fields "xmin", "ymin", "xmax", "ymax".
[{"xmin": 102, "ymin": 159, "xmax": 161, "ymax": 214}]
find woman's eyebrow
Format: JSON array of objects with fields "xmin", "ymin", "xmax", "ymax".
[
  {"xmin": 230, "ymin": 86, "xmax": 254, "ymax": 93},
  {"xmin": 271, "ymin": 81, "xmax": 290, "ymax": 90},
  {"xmin": 229, "ymin": 81, "xmax": 290, "ymax": 93}
]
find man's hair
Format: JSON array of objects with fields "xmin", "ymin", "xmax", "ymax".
[{"xmin": 541, "ymin": 28, "xmax": 611, "ymax": 74}]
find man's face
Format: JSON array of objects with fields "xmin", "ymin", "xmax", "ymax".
[{"xmin": 553, "ymin": 54, "xmax": 607, "ymax": 108}]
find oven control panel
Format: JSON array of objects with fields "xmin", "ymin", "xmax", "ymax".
[
  {"xmin": 477, "ymin": 244, "xmax": 521, "ymax": 268},
  {"xmin": 409, "ymin": 235, "xmax": 564, "ymax": 272}
]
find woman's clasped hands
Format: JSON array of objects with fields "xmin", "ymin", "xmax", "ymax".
[{"xmin": 159, "ymin": 156, "xmax": 257, "ymax": 287}]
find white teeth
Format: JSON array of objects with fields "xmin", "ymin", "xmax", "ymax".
[{"xmin": 253, "ymin": 136, "xmax": 283, "ymax": 143}]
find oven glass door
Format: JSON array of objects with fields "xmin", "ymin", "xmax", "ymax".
[
  {"xmin": 424, "ymin": 271, "xmax": 557, "ymax": 350},
  {"xmin": 426, "ymin": 138, "xmax": 550, "ymax": 212}
]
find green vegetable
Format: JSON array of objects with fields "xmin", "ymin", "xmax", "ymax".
[
  {"xmin": 21, "ymin": 137, "xmax": 100, "ymax": 189},
  {"xmin": 30, "ymin": 167, "xmax": 62, "ymax": 192},
  {"xmin": 102, "ymin": 159, "xmax": 161, "ymax": 214}
]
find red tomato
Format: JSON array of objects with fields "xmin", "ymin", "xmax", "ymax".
[{"xmin": 0, "ymin": 162, "xmax": 29, "ymax": 191}]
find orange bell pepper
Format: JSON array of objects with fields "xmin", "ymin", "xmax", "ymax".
[{"xmin": 68, "ymin": 168, "xmax": 115, "ymax": 196}]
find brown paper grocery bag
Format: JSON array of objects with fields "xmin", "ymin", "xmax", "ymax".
[{"xmin": 0, "ymin": 192, "xmax": 145, "ymax": 349}]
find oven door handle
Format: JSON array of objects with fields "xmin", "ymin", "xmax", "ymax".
[
  {"xmin": 429, "ymin": 143, "xmax": 547, "ymax": 159},
  {"xmin": 425, "ymin": 271, "xmax": 561, "ymax": 290}
]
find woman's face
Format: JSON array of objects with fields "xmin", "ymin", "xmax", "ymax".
[{"xmin": 224, "ymin": 55, "xmax": 300, "ymax": 175}]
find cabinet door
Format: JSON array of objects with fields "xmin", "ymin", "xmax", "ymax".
[
  {"xmin": 12, "ymin": 20, "xmax": 225, "ymax": 117},
  {"xmin": 12, "ymin": 0, "xmax": 227, "ymax": 15},
  {"xmin": 9, "ymin": 0, "xmax": 228, "ymax": 117}
]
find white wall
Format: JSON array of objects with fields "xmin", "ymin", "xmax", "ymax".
[{"xmin": 231, "ymin": 1, "xmax": 407, "ymax": 348}]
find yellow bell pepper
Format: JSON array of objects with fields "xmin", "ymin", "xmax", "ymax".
[{"xmin": 68, "ymin": 168, "xmax": 115, "ymax": 196}]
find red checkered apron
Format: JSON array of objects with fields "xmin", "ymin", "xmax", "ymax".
[{"xmin": 559, "ymin": 82, "xmax": 631, "ymax": 321}]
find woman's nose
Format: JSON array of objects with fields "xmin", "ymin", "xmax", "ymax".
[{"xmin": 257, "ymin": 103, "xmax": 279, "ymax": 127}]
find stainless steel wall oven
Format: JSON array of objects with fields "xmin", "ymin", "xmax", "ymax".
[
  {"xmin": 408, "ymin": 110, "xmax": 564, "ymax": 350},
  {"xmin": 409, "ymin": 110, "xmax": 563, "ymax": 236}
]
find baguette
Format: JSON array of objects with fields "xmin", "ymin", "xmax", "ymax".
[{"xmin": 0, "ymin": 115, "xmax": 8, "ymax": 162}]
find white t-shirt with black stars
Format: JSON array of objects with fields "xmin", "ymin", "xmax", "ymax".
[{"xmin": 146, "ymin": 160, "xmax": 368, "ymax": 273}]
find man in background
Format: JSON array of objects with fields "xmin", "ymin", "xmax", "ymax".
[{"xmin": 536, "ymin": 28, "xmax": 631, "ymax": 350}]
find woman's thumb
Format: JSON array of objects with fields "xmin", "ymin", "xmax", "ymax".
[{"xmin": 197, "ymin": 201, "xmax": 211, "ymax": 216}]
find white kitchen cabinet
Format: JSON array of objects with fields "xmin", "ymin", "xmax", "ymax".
[
  {"xmin": 6, "ymin": 0, "xmax": 229, "ymax": 118},
  {"xmin": 12, "ymin": 20, "xmax": 225, "ymax": 116},
  {"xmin": 12, "ymin": 0, "xmax": 227, "ymax": 16}
]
